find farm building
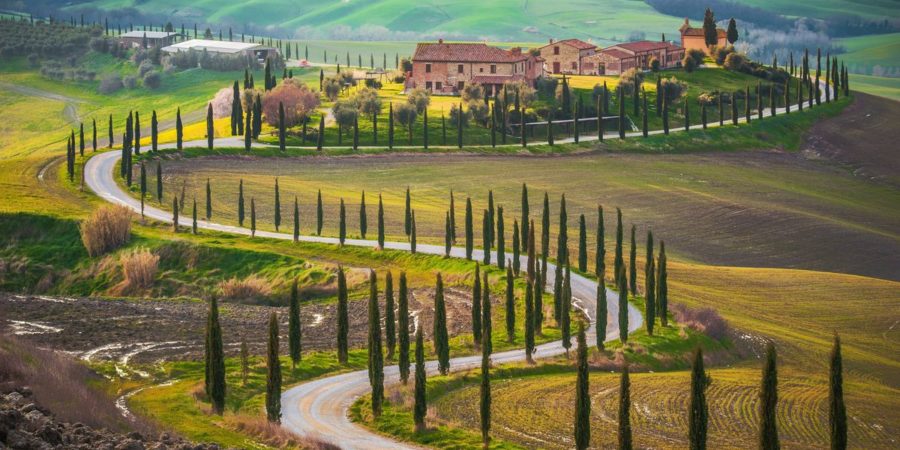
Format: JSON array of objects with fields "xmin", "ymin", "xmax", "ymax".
[
  {"xmin": 119, "ymin": 31, "xmax": 178, "ymax": 48},
  {"xmin": 679, "ymin": 18, "xmax": 727, "ymax": 55},
  {"xmin": 539, "ymin": 38, "xmax": 597, "ymax": 75},
  {"xmin": 161, "ymin": 39, "xmax": 278, "ymax": 61},
  {"xmin": 588, "ymin": 41, "xmax": 685, "ymax": 75},
  {"xmin": 408, "ymin": 40, "xmax": 543, "ymax": 95}
]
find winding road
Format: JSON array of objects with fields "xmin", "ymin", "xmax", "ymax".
[{"xmin": 81, "ymin": 80, "xmax": 829, "ymax": 449}]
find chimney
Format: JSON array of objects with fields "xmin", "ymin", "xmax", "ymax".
[
  {"xmin": 510, "ymin": 47, "xmax": 522, "ymax": 55},
  {"xmin": 549, "ymin": 38, "xmax": 554, "ymax": 44},
  {"xmin": 438, "ymin": 38, "xmax": 444, "ymax": 44}
]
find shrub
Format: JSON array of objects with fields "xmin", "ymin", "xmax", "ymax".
[
  {"xmin": 449, "ymin": 103, "xmax": 470, "ymax": 127},
  {"xmin": 659, "ymin": 77, "xmax": 688, "ymax": 104},
  {"xmin": 137, "ymin": 59, "xmax": 155, "ymax": 77},
  {"xmin": 534, "ymin": 76, "xmax": 558, "ymax": 98},
  {"xmin": 80, "ymin": 205, "xmax": 132, "ymax": 257},
  {"xmin": 393, "ymin": 102, "xmax": 418, "ymax": 129},
  {"xmin": 219, "ymin": 275, "xmax": 272, "ymax": 301},
  {"xmin": 724, "ymin": 52, "xmax": 748, "ymax": 72},
  {"xmin": 142, "ymin": 71, "xmax": 161, "ymax": 89},
  {"xmin": 98, "ymin": 74, "xmax": 123, "ymax": 94},
  {"xmin": 353, "ymin": 87, "xmax": 382, "ymax": 117},
  {"xmin": 123, "ymin": 75, "xmax": 137, "ymax": 89},
  {"xmin": 671, "ymin": 303, "xmax": 729, "ymax": 340},
  {"xmin": 686, "ymin": 48, "xmax": 706, "ymax": 67},
  {"xmin": 461, "ymin": 83, "xmax": 484, "ymax": 102},
  {"xmin": 682, "ymin": 54, "xmax": 698, "ymax": 73},
  {"xmin": 467, "ymin": 99, "xmax": 489, "ymax": 125},
  {"xmin": 714, "ymin": 45, "xmax": 735, "ymax": 65},
  {"xmin": 500, "ymin": 80, "xmax": 536, "ymax": 107},
  {"xmin": 649, "ymin": 56, "xmax": 660, "ymax": 72},
  {"xmin": 120, "ymin": 248, "xmax": 159, "ymax": 289},
  {"xmin": 323, "ymin": 76, "xmax": 342, "ymax": 101},
  {"xmin": 619, "ymin": 68, "xmax": 644, "ymax": 95},
  {"xmin": 332, "ymin": 99, "xmax": 359, "ymax": 131},
  {"xmin": 263, "ymin": 79, "xmax": 320, "ymax": 127},
  {"xmin": 407, "ymin": 88, "xmax": 430, "ymax": 113}
]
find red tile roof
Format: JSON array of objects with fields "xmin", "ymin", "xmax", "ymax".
[
  {"xmin": 612, "ymin": 40, "xmax": 684, "ymax": 53},
  {"xmin": 413, "ymin": 42, "xmax": 529, "ymax": 63},
  {"xmin": 543, "ymin": 39, "xmax": 596, "ymax": 50},
  {"xmin": 597, "ymin": 48, "xmax": 634, "ymax": 60},
  {"xmin": 681, "ymin": 28, "xmax": 727, "ymax": 38}
]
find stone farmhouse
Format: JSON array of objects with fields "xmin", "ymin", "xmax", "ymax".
[
  {"xmin": 119, "ymin": 31, "xmax": 178, "ymax": 49},
  {"xmin": 589, "ymin": 41, "xmax": 685, "ymax": 75},
  {"xmin": 408, "ymin": 40, "xmax": 544, "ymax": 95},
  {"xmin": 679, "ymin": 18, "xmax": 727, "ymax": 55},
  {"xmin": 539, "ymin": 38, "xmax": 597, "ymax": 75}
]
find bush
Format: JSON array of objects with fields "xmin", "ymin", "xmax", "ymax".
[
  {"xmin": 120, "ymin": 248, "xmax": 159, "ymax": 290},
  {"xmin": 123, "ymin": 75, "xmax": 137, "ymax": 89},
  {"xmin": 80, "ymin": 205, "xmax": 132, "ymax": 257},
  {"xmin": 407, "ymin": 88, "xmax": 430, "ymax": 113},
  {"xmin": 98, "ymin": 74, "xmax": 123, "ymax": 94},
  {"xmin": 671, "ymin": 303, "xmax": 729, "ymax": 340},
  {"xmin": 142, "ymin": 71, "xmax": 161, "ymax": 89},
  {"xmin": 686, "ymin": 48, "xmax": 706, "ymax": 67},
  {"xmin": 461, "ymin": 83, "xmax": 484, "ymax": 102},
  {"xmin": 649, "ymin": 56, "xmax": 660, "ymax": 72},
  {"xmin": 467, "ymin": 100, "xmax": 489, "ymax": 125},
  {"xmin": 323, "ymin": 76, "xmax": 342, "ymax": 101},
  {"xmin": 219, "ymin": 275, "xmax": 272, "ymax": 301},
  {"xmin": 138, "ymin": 59, "xmax": 155, "ymax": 77},
  {"xmin": 714, "ymin": 45, "xmax": 735, "ymax": 65},
  {"xmin": 353, "ymin": 87, "xmax": 382, "ymax": 117},
  {"xmin": 263, "ymin": 79, "xmax": 321, "ymax": 127},
  {"xmin": 619, "ymin": 68, "xmax": 644, "ymax": 95},
  {"xmin": 449, "ymin": 103, "xmax": 470, "ymax": 127},
  {"xmin": 332, "ymin": 99, "xmax": 359, "ymax": 130},
  {"xmin": 534, "ymin": 76, "xmax": 558, "ymax": 99},
  {"xmin": 659, "ymin": 77, "xmax": 688, "ymax": 104},
  {"xmin": 210, "ymin": 87, "xmax": 234, "ymax": 118},
  {"xmin": 723, "ymin": 52, "xmax": 748, "ymax": 72},
  {"xmin": 682, "ymin": 54, "xmax": 698, "ymax": 73}
]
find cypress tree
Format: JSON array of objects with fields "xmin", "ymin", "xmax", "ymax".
[
  {"xmin": 617, "ymin": 86, "xmax": 625, "ymax": 139},
  {"xmin": 156, "ymin": 161, "xmax": 163, "ymax": 202},
  {"xmin": 172, "ymin": 197, "xmax": 179, "ymax": 232},
  {"xmin": 465, "ymin": 197, "xmax": 474, "ymax": 260},
  {"xmin": 410, "ymin": 211, "xmax": 417, "ymax": 254},
  {"xmin": 192, "ymin": 198, "xmax": 198, "ymax": 234},
  {"xmin": 487, "ymin": 191, "xmax": 495, "ymax": 250},
  {"xmin": 718, "ymin": 92, "xmax": 724, "ymax": 126},
  {"xmin": 244, "ymin": 103, "xmax": 252, "ymax": 151},
  {"xmin": 458, "ymin": 102, "xmax": 464, "ymax": 148},
  {"xmin": 759, "ymin": 343, "xmax": 779, "ymax": 450},
  {"xmin": 770, "ymin": 84, "xmax": 776, "ymax": 117},
  {"xmin": 482, "ymin": 212, "xmax": 490, "ymax": 265},
  {"xmin": 524, "ymin": 278, "xmax": 535, "ymax": 364},
  {"xmin": 798, "ymin": 76, "xmax": 805, "ymax": 112},
  {"xmin": 520, "ymin": 184, "xmax": 529, "ymax": 251},
  {"xmin": 645, "ymin": 230, "xmax": 655, "ymax": 334},
  {"xmin": 339, "ymin": 198, "xmax": 346, "ymax": 245},
  {"xmin": 445, "ymin": 212, "xmax": 452, "ymax": 256},
  {"xmin": 520, "ymin": 105, "xmax": 527, "ymax": 147},
  {"xmin": 377, "ymin": 194, "xmax": 385, "ymax": 249},
  {"xmin": 561, "ymin": 266, "xmax": 572, "ymax": 354},
  {"xmin": 293, "ymin": 196, "xmax": 300, "ymax": 242},
  {"xmin": 497, "ymin": 207, "xmax": 505, "ymax": 269},
  {"xmin": 404, "ymin": 187, "xmax": 412, "ymax": 237},
  {"xmin": 472, "ymin": 263, "xmax": 483, "ymax": 347},
  {"xmin": 150, "ymin": 112, "xmax": 159, "ymax": 152},
  {"xmin": 289, "ymin": 279, "xmax": 302, "ymax": 368},
  {"xmin": 830, "ymin": 334, "xmax": 847, "ymax": 450},
  {"xmin": 132, "ymin": 113, "xmax": 138, "ymax": 155},
  {"xmin": 578, "ymin": 214, "xmax": 587, "ymax": 272},
  {"xmin": 505, "ymin": 266, "xmax": 515, "ymax": 343},
  {"xmin": 205, "ymin": 179, "xmax": 212, "ymax": 220},
  {"xmin": 139, "ymin": 163, "xmax": 147, "ymax": 216},
  {"xmin": 618, "ymin": 364, "xmax": 632, "ymax": 450},
  {"xmin": 413, "ymin": 327, "xmax": 427, "ymax": 432},
  {"xmin": 108, "ymin": 114, "xmax": 114, "ymax": 148},
  {"xmin": 385, "ymin": 272, "xmax": 396, "ymax": 360},
  {"xmin": 530, "ymin": 223, "xmax": 543, "ymax": 335},
  {"xmin": 628, "ymin": 225, "xmax": 637, "ymax": 295},
  {"xmin": 266, "ymin": 312, "xmax": 282, "ymax": 423},
  {"xmin": 449, "ymin": 190, "xmax": 457, "ymax": 243},
  {"xmin": 360, "ymin": 191, "xmax": 367, "ymax": 239},
  {"xmin": 596, "ymin": 205, "xmax": 606, "ymax": 280},
  {"xmin": 575, "ymin": 325, "xmax": 590, "ymax": 450},
  {"xmin": 336, "ymin": 265, "xmax": 349, "ymax": 363},
  {"xmin": 596, "ymin": 275, "xmax": 607, "ymax": 350},
  {"xmin": 541, "ymin": 193, "xmax": 550, "ymax": 281},
  {"xmin": 237, "ymin": 179, "xmax": 245, "ymax": 226},
  {"xmin": 316, "ymin": 190, "xmax": 323, "ymax": 236},
  {"xmin": 250, "ymin": 197, "xmax": 256, "ymax": 237},
  {"xmin": 398, "ymin": 272, "xmax": 411, "ymax": 384},
  {"xmin": 367, "ymin": 271, "xmax": 384, "ymax": 417},
  {"xmin": 480, "ymin": 336, "xmax": 491, "ymax": 448},
  {"xmin": 274, "ymin": 178, "xmax": 281, "ymax": 232},
  {"xmin": 482, "ymin": 271, "xmax": 492, "ymax": 355},
  {"xmin": 206, "ymin": 296, "xmax": 226, "ymax": 415},
  {"xmin": 434, "ymin": 273, "xmax": 450, "ymax": 375},
  {"xmin": 731, "ymin": 92, "xmax": 739, "ymax": 124},
  {"xmin": 353, "ymin": 116, "xmax": 359, "ymax": 150},
  {"xmin": 206, "ymin": 103, "xmax": 214, "ymax": 149},
  {"xmin": 657, "ymin": 241, "xmax": 668, "ymax": 326},
  {"xmin": 642, "ymin": 89, "xmax": 649, "ymax": 137},
  {"xmin": 512, "ymin": 220, "xmax": 521, "ymax": 276},
  {"xmin": 597, "ymin": 95, "xmax": 605, "ymax": 142},
  {"xmin": 689, "ymin": 348, "xmax": 709, "ymax": 450},
  {"xmin": 618, "ymin": 264, "xmax": 628, "ymax": 344}
]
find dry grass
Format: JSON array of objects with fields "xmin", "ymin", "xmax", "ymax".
[
  {"xmin": 218, "ymin": 275, "xmax": 272, "ymax": 301},
  {"xmin": 224, "ymin": 416, "xmax": 339, "ymax": 449},
  {"xmin": 80, "ymin": 204, "xmax": 132, "ymax": 257},
  {"xmin": 120, "ymin": 248, "xmax": 159, "ymax": 290}
]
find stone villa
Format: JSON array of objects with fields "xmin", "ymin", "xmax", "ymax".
[
  {"xmin": 679, "ymin": 18, "xmax": 727, "ymax": 55},
  {"xmin": 590, "ymin": 41, "xmax": 685, "ymax": 75},
  {"xmin": 539, "ymin": 38, "xmax": 597, "ymax": 75}
]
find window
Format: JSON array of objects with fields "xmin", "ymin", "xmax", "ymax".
[
  {"xmin": 553, "ymin": 46, "xmax": 560, "ymax": 55},
  {"xmin": 571, "ymin": 61, "xmax": 577, "ymax": 69},
  {"xmin": 490, "ymin": 64, "xmax": 497, "ymax": 74},
  {"xmin": 426, "ymin": 81, "xmax": 432, "ymax": 90},
  {"xmin": 457, "ymin": 64, "xmax": 464, "ymax": 73},
  {"xmin": 425, "ymin": 63, "xmax": 431, "ymax": 73},
  {"xmin": 479, "ymin": 67, "xmax": 484, "ymax": 73},
  {"xmin": 457, "ymin": 81, "xmax": 465, "ymax": 90},
  {"xmin": 436, "ymin": 81, "xmax": 442, "ymax": 90}
]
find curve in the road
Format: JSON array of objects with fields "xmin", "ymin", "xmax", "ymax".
[{"xmin": 84, "ymin": 149, "xmax": 642, "ymax": 449}]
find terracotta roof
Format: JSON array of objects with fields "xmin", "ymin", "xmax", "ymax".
[
  {"xmin": 612, "ymin": 41, "xmax": 683, "ymax": 53},
  {"xmin": 543, "ymin": 39, "xmax": 596, "ymax": 50},
  {"xmin": 597, "ymin": 48, "xmax": 634, "ymax": 60},
  {"xmin": 412, "ymin": 42, "xmax": 529, "ymax": 63},
  {"xmin": 681, "ymin": 28, "xmax": 727, "ymax": 38}
]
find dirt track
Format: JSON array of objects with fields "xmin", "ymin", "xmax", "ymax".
[{"xmin": 802, "ymin": 93, "xmax": 900, "ymax": 186}]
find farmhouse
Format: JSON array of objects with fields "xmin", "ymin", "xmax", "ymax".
[
  {"xmin": 679, "ymin": 18, "xmax": 727, "ymax": 55},
  {"xmin": 539, "ymin": 38, "xmax": 597, "ymax": 75},
  {"xmin": 588, "ymin": 41, "xmax": 685, "ymax": 75},
  {"xmin": 408, "ymin": 40, "xmax": 543, "ymax": 95},
  {"xmin": 119, "ymin": 31, "xmax": 178, "ymax": 48},
  {"xmin": 161, "ymin": 39, "xmax": 278, "ymax": 61}
]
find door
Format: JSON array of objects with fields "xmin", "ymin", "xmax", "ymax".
[{"xmin": 553, "ymin": 61, "xmax": 560, "ymax": 74}]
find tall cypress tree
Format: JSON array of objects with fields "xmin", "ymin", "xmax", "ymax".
[
  {"xmin": 388, "ymin": 102, "xmax": 394, "ymax": 149},
  {"xmin": 561, "ymin": 266, "xmax": 572, "ymax": 354},
  {"xmin": 410, "ymin": 211, "xmax": 417, "ymax": 254},
  {"xmin": 172, "ymin": 197, "xmax": 179, "ymax": 232},
  {"xmin": 657, "ymin": 241, "xmax": 668, "ymax": 327},
  {"xmin": 316, "ymin": 190, "xmax": 323, "ymax": 236},
  {"xmin": 449, "ymin": 190, "xmax": 457, "ymax": 243},
  {"xmin": 578, "ymin": 214, "xmax": 587, "ymax": 272},
  {"xmin": 150, "ymin": 111, "xmax": 157, "ymax": 151},
  {"xmin": 618, "ymin": 264, "xmax": 629, "ymax": 344},
  {"xmin": 541, "ymin": 192, "xmax": 550, "ymax": 267},
  {"xmin": 524, "ymin": 278, "xmax": 535, "ymax": 364},
  {"xmin": 336, "ymin": 265, "xmax": 349, "ymax": 363},
  {"xmin": 497, "ymin": 206, "xmax": 505, "ymax": 269},
  {"xmin": 132, "ymin": 112, "xmax": 139, "ymax": 155},
  {"xmin": 614, "ymin": 208, "xmax": 624, "ymax": 286},
  {"xmin": 291, "ymin": 196, "xmax": 300, "ymax": 242},
  {"xmin": 250, "ymin": 197, "xmax": 256, "ymax": 237},
  {"xmin": 192, "ymin": 198, "xmax": 198, "ymax": 234},
  {"xmin": 759, "ymin": 343, "xmax": 779, "ymax": 450},
  {"xmin": 237, "ymin": 180, "xmax": 245, "ymax": 226},
  {"xmin": 519, "ymin": 184, "xmax": 530, "ymax": 251},
  {"xmin": 206, "ymin": 103, "xmax": 214, "ymax": 149},
  {"xmin": 465, "ymin": 197, "xmax": 474, "ymax": 260},
  {"xmin": 205, "ymin": 178, "xmax": 212, "ymax": 220},
  {"xmin": 377, "ymin": 194, "xmax": 385, "ymax": 249},
  {"xmin": 645, "ymin": 230, "xmax": 655, "ymax": 334},
  {"xmin": 274, "ymin": 178, "xmax": 281, "ymax": 232},
  {"xmin": 689, "ymin": 348, "xmax": 709, "ymax": 450},
  {"xmin": 384, "ymin": 272, "xmax": 396, "ymax": 360},
  {"xmin": 482, "ymin": 212, "xmax": 491, "ymax": 265},
  {"xmin": 472, "ymin": 263, "xmax": 483, "ymax": 347},
  {"xmin": 266, "ymin": 312, "xmax": 282, "ymax": 423},
  {"xmin": 596, "ymin": 205, "xmax": 606, "ymax": 280},
  {"xmin": 139, "ymin": 163, "xmax": 147, "ymax": 216},
  {"xmin": 642, "ymin": 89, "xmax": 649, "ymax": 137},
  {"xmin": 628, "ymin": 225, "xmax": 637, "ymax": 295},
  {"xmin": 398, "ymin": 272, "xmax": 411, "ymax": 384},
  {"xmin": 596, "ymin": 276, "xmax": 607, "ymax": 350},
  {"xmin": 339, "ymin": 198, "xmax": 346, "ymax": 245},
  {"xmin": 830, "ymin": 334, "xmax": 847, "ymax": 450},
  {"xmin": 245, "ymin": 103, "xmax": 252, "ymax": 151},
  {"xmin": 434, "ymin": 273, "xmax": 450, "ymax": 375},
  {"xmin": 575, "ymin": 325, "xmax": 590, "ymax": 450},
  {"xmin": 367, "ymin": 270, "xmax": 384, "ymax": 417},
  {"xmin": 480, "ymin": 335, "xmax": 491, "ymax": 448},
  {"xmin": 288, "ymin": 279, "xmax": 302, "ymax": 368},
  {"xmin": 505, "ymin": 266, "xmax": 515, "ymax": 343},
  {"xmin": 413, "ymin": 327, "xmax": 427, "ymax": 432},
  {"xmin": 108, "ymin": 114, "xmax": 114, "ymax": 148},
  {"xmin": 531, "ymin": 222, "xmax": 543, "ymax": 335},
  {"xmin": 618, "ymin": 364, "xmax": 632, "ymax": 450},
  {"xmin": 445, "ymin": 212, "xmax": 452, "ymax": 257},
  {"xmin": 512, "ymin": 220, "xmax": 521, "ymax": 276},
  {"xmin": 482, "ymin": 271, "xmax": 492, "ymax": 355},
  {"xmin": 360, "ymin": 191, "xmax": 368, "ymax": 239},
  {"xmin": 205, "ymin": 296, "xmax": 226, "ymax": 415},
  {"xmin": 404, "ymin": 187, "xmax": 412, "ymax": 237}
]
